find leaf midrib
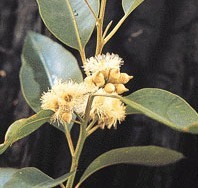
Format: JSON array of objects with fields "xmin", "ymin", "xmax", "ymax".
[
  {"xmin": 122, "ymin": 97, "xmax": 178, "ymax": 129},
  {"xmin": 64, "ymin": 0, "xmax": 83, "ymax": 50},
  {"xmin": 31, "ymin": 36, "xmax": 53, "ymax": 87}
]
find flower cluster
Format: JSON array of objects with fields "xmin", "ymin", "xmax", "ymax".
[
  {"xmin": 84, "ymin": 53, "xmax": 133, "ymax": 94},
  {"xmin": 90, "ymin": 89, "xmax": 126, "ymax": 129},
  {"xmin": 41, "ymin": 80, "xmax": 94, "ymax": 124},
  {"xmin": 41, "ymin": 53, "xmax": 133, "ymax": 129}
]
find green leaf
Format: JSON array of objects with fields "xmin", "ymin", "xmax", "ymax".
[
  {"xmin": 126, "ymin": 105, "xmax": 140, "ymax": 115},
  {"xmin": 122, "ymin": 0, "xmax": 144, "ymax": 16},
  {"xmin": 0, "ymin": 167, "xmax": 74, "ymax": 188},
  {"xmin": 0, "ymin": 168, "xmax": 18, "ymax": 187},
  {"xmin": 122, "ymin": 88, "xmax": 198, "ymax": 134},
  {"xmin": 36, "ymin": 0, "xmax": 99, "ymax": 50},
  {"xmin": 0, "ymin": 110, "xmax": 53, "ymax": 155},
  {"xmin": 20, "ymin": 32, "xmax": 83, "ymax": 132},
  {"xmin": 20, "ymin": 32, "xmax": 83, "ymax": 112},
  {"xmin": 77, "ymin": 146, "xmax": 184, "ymax": 187}
]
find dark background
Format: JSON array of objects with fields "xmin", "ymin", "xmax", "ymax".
[{"xmin": 0, "ymin": 0, "xmax": 198, "ymax": 187}]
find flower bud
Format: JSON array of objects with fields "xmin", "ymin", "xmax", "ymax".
[
  {"xmin": 92, "ymin": 72, "xmax": 105, "ymax": 87},
  {"xmin": 118, "ymin": 73, "xmax": 133, "ymax": 84},
  {"xmin": 104, "ymin": 83, "xmax": 115, "ymax": 93},
  {"xmin": 84, "ymin": 76, "xmax": 94, "ymax": 86},
  {"xmin": 115, "ymin": 84, "xmax": 129, "ymax": 94},
  {"xmin": 101, "ymin": 69, "xmax": 110, "ymax": 78},
  {"xmin": 108, "ymin": 68, "xmax": 120, "ymax": 83},
  {"xmin": 62, "ymin": 112, "xmax": 72, "ymax": 124}
]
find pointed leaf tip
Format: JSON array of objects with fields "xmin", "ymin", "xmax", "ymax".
[
  {"xmin": 77, "ymin": 146, "xmax": 184, "ymax": 187},
  {"xmin": 122, "ymin": 88, "xmax": 198, "ymax": 134},
  {"xmin": 0, "ymin": 110, "xmax": 53, "ymax": 155},
  {"xmin": 122, "ymin": 0, "xmax": 144, "ymax": 16}
]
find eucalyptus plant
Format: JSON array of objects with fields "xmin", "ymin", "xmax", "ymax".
[{"xmin": 0, "ymin": 0, "xmax": 198, "ymax": 188}]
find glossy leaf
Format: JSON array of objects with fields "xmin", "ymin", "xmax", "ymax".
[
  {"xmin": 122, "ymin": 88, "xmax": 198, "ymax": 134},
  {"xmin": 0, "ymin": 168, "xmax": 18, "ymax": 187},
  {"xmin": 36, "ymin": 0, "xmax": 99, "ymax": 50},
  {"xmin": 122, "ymin": 0, "xmax": 144, "ymax": 16},
  {"xmin": 77, "ymin": 146, "xmax": 184, "ymax": 187},
  {"xmin": 0, "ymin": 110, "xmax": 53, "ymax": 155},
  {"xmin": 20, "ymin": 32, "xmax": 83, "ymax": 112},
  {"xmin": 0, "ymin": 167, "xmax": 74, "ymax": 188}
]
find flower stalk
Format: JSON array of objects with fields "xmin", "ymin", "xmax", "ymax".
[
  {"xmin": 95, "ymin": 0, "xmax": 107, "ymax": 55},
  {"xmin": 66, "ymin": 125, "xmax": 87, "ymax": 188},
  {"xmin": 87, "ymin": 125, "xmax": 99, "ymax": 136},
  {"xmin": 64, "ymin": 122, "xmax": 75, "ymax": 157},
  {"xmin": 66, "ymin": 95, "xmax": 95, "ymax": 188},
  {"xmin": 104, "ymin": 14, "xmax": 128, "ymax": 45}
]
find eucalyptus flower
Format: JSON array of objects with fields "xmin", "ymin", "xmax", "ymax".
[
  {"xmin": 90, "ymin": 89, "xmax": 126, "ymax": 129},
  {"xmin": 41, "ymin": 80, "xmax": 93, "ymax": 124},
  {"xmin": 84, "ymin": 53, "xmax": 123, "ymax": 76},
  {"xmin": 84, "ymin": 53, "xmax": 133, "ymax": 94}
]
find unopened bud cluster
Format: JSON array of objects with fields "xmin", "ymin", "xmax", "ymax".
[{"xmin": 84, "ymin": 53, "xmax": 133, "ymax": 95}]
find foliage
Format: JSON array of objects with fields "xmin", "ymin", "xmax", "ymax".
[
  {"xmin": 0, "ymin": 0, "xmax": 197, "ymax": 188},
  {"xmin": 0, "ymin": 167, "xmax": 74, "ymax": 188}
]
